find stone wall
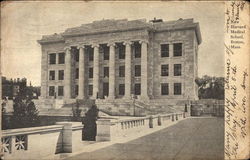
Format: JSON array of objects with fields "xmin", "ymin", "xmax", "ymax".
[
  {"xmin": 152, "ymin": 29, "xmax": 198, "ymax": 101},
  {"xmin": 1, "ymin": 122, "xmax": 83, "ymax": 159}
]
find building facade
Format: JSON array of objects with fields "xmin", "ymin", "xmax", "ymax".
[{"xmin": 38, "ymin": 18, "xmax": 201, "ymax": 110}]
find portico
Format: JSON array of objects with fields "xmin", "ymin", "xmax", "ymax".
[{"xmin": 63, "ymin": 40, "xmax": 149, "ymax": 100}]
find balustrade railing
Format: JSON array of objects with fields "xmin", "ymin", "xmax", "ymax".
[{"xmin": 96, "ymin": 112, "xmax": 187, "ymax": 141}]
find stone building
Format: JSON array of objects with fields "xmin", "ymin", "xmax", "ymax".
[
  {"xmin": 2, "ymin": 77, "xmax": 27, "ymax": 99},
  {"xmin": 38, "ymin": 18, "xmax": 202, "ymax": 115}
]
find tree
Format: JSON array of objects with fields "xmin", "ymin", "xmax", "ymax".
[
  {"xmin": 11, "ymin": 89, "xmax": 40, "ymax": 129},
  {"xmin": 195, "ymin": 75, "xmax": 224, "ymax": 100},
  {"xmin": 72, "ymin": 100, "xmax": 82, "ymax": 121}
]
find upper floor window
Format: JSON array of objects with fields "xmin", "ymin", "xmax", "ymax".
[
  {"xmin": 88, "ymin": 48, "xmax": 94, "ymax": 61},
  {"xmin": 118, "ymin": 45, "xmax": 125, "ymax": 59},
  {"xmin": 174, "ymin": 64, "xmax": 182, "ymax": 76},
  {"xmin": 49, "ymin": 70, "xmax": 55, "ymax": 80},
  {"xmin": 104, "ymin": 67, "xmax": 109, "ymax": 78},
  {"xmin": 134, "ymin": 42, "xmax": 141, "ymax": 58},
  {"xmin": 75, "ymin": 68, "xmax": 79, "ymax": 79},
  {"xmin": 103, "ymin": 46, "xmax": 110, "ymax": 60},
  {"xmin": 89, "ymin": 68, "xmax": 93, "ymax": 78},
  {"xmin": 161, "ymin": 64, "xmax": 169, "ymax": 76},
  {"xmin": 174, "ymin": 83, "xmax": 182, "ymax": 95},
  {"xmin": 58, "ymin": 86, "xmax": 64, "ymax": 96},
  {"xmin": 119, "ymin": 84, "xmax": 125, "ymax": 95},
  {"xmin": 173, "ymin": 43, "xmax": 182, "ymax": 57},
  {"xmin": 49, "ymin": 86, "xmax": 55, "ymax": 96},
  {"xmin": 135, "ymin": 65, "xmax": 141, "ymax": 77},
  {"xmin": 58, "ymin": 53, "xmax": 65, "ymax": 64},
  {"xmin": 72, "ymin": 47, "xmax": 79, "ymax": 62},
  {"xmin": 58, "ymin": 70, "xmax": 64, "ymax": 80},
  {"xmin": 49, "ymin": 53, "xmax": 56, "ymax": 64},
  {"xmin": 161, "ymin": 83, "xmax": 169, "ymax": 95},
  {"xmin": 119, "ymin": 66, "xmax": 125, "ymax": 77},
  {"xmin": 161, "ymin": 44, "xmax": 169, "ymax": 57}
]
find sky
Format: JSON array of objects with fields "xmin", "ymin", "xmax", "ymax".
[{"xmin": 1, "ymin": 1, "xmax": 225, "ymax": 86}]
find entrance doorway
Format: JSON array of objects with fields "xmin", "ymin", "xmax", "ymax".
[{"xmin": 103, "ymin": 82, "xmax": 109, "ymax": 98}]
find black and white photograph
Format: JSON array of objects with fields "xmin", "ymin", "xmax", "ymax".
[{"xmin": 1, "ymin": 1, "xmax": 249, "ymax": 160}]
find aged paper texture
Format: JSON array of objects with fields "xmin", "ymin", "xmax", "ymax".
[
  {"xmin": 224, "ymin": 1, "xmax": 249, "ymax": 160},
  {"xmin": 0, "ymin": 1, "xmax": 250, "ymax": 160}
]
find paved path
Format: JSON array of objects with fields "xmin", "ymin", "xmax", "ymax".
[{"xmin": 66, "ymin": 117, "xmax": 224, "ymax": 160}]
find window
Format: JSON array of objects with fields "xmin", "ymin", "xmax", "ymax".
[
  {"xmin": 161, "ymin": 44, "xmax": 169, "ymax": 57},
  {"xmin": 58, "ymin": 53, "xmax": 65, "ymax": 64},
  {"xmin": 173, "ymin": 43, "xmax": 182, "ymax": 56},
  {"xmin": 75, "ymin": 68, "xmax": 79, "ymax": 79},
  {"xmin": 135, "ymin": 65, "xmax": 141, "ymax": 77},
  {"xmin": 72, "ymin": 47, "xmax": 79, "ymax": 62},
  {"xmin": 174, "ymin": 83, "xmax": 182, "ymax": 95},
  {"xmin": 75, "ymin": 85, "xmax": 78, "ymax": 96},
  {"xmin": 174, "ymin": 64, "xmax": 182, "ymax": 76},
  {"xmin": 161, "ymin": 65, "xmax": 169, "ymax": 76},
  {"xmin": 119, "ymin": 66, "xmax": 125, "ymax": 77},
  {"xmin": 49, "ymin": 70, "xmax": 55, "ymax": 80},
  {"xmin": 104, "ymin": 67, "xmax": 109, "ymax": 78},
  {"xmin": 58, "ymin": 86, "xmax": 64, "ymax": 96},
  {"xmin": 103, "ymin": 46, "xmax": 110, "ymax": 60},
  {"xmin": 58, "ymin": 70, "xmax": 64, "ymax": 80},
  {"xmin": 49, "ymin": 53, "xmax": 56, "ymax": 64},
  {"xmin": 88, "ymin": 48, "xmax": 94, "ymax": 61},
  {"xmin": 89, "ymin": 68, "xmax": 93, "ymax": 78},
  {"xmin": 119, "ymin": 45, "xmax": 125, "ymax": 59},
  {"xmin": 88, "ymin": 85, "xmax": 93, "ymax": 96},
  {"xmin": 161, "ymin": 83, "xmax": 169, "ymax": 95},
  {"xmin": 49, "ymin": 86, "xmax": 55, "ymax": 96},
  {"xmin": 134, "ymin": 83, "xmax": 141, "ymax": 95},
  {"xmin": 119, "ymin": 84, "xmax": 125, "ymax": 95},
  {"xmin": 134, "ymin": 42, "xmax": 141, "ymax": 58}
]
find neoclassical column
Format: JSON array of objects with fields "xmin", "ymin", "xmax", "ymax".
[
  {"xmin": 77, "ymin": 46, "xmax": 86, "ymax": 99},
  {"xmin": 92, "ymin": 44, "xmax": 100, "ymax": 99},
  {"xmin": 140, "ymin": 40, "xmax": 148, "ymax": 99},
  {"xmin": 64, "ymin": 47, "xmax": 72, "ymax": 99},
  {"xmin": 108, "ymin": 43, "xmax": 116, "ymax": 99},
  {"xmin": 124, "ymin": 41, "xmax": 132, "ymax": 99}
]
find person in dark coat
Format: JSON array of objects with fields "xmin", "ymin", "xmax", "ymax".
[{"xmin": 82, "ymin": 105, "xmax": 99, "ymax": 141}]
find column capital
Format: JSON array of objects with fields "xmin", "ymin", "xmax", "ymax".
[
  {"xmin": 77, "ymin": 45, "xmax": 85, "ymax": 49},
  {"xmin": 91, "ymin": 43, "xmax": 99, "ymax": 48},
  {"xmin": 64, "ymin": 46, "xmax": 71, "ymax": 51},
  {"xmin": 107, "ymin": 43, "xmax": 116, "ymax": 47},
  {"xmin": 123, "ymin": 41, "xmax": 132, "ymax": 46},
  {"xmin": 139, "ymin": 40, "xmax": 148, "ymax": 44}
]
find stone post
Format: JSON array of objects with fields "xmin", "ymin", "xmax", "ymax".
[
  {"xmin": 108, "ymin": 43, "xmax": 116, "ymax": 99},
  {"xmin": 92, "ymin": 44, "xmax": 100, "ymax": 99},
  {"xmin": 140, "ymin": 40, "xmax": 148, "ymax": 99},
  {"xmin": 124, "ymin": 41, "xmax": 132, "ymax": 99},
  {"xmin": 96, "ymin": 119, "xmax": 112, "ymax": 141},
  {"xmin": 56, "ymin": 122, "xmax": 73, "ymax": 153},
  {"xmin": 77, "ymin": 46, "xmax": 85, "ymax": 99},
  {"xmin": 64, "ymin": 47, "xmax": 72, "ymax": 99}
]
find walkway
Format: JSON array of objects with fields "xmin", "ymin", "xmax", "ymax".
[{"xmin": 66, "ymin": 117, "xmax": 224, "ymax": 160}]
